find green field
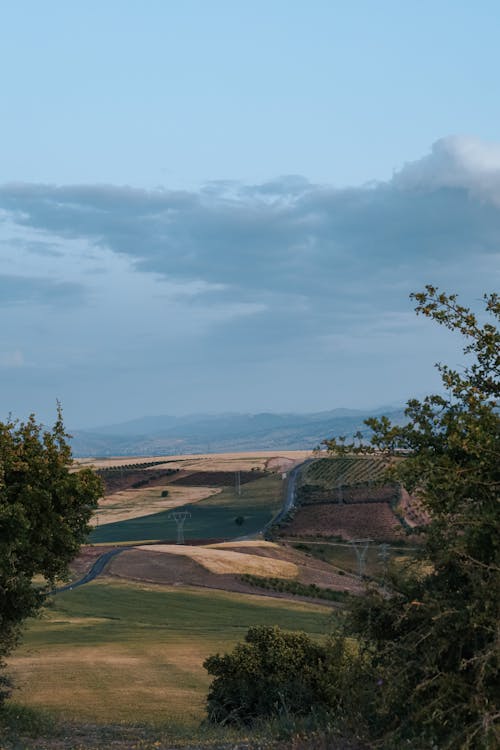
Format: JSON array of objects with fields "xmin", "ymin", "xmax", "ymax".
[
  {"xmin": 91, "ymin": 475, "xmax": 283, "ymax": 544},
  {"xmin": 6, "ymin": 579, "xmax": 332, "ymax": 727}
]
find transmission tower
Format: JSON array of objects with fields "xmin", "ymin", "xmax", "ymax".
[
  {"xmin": 168, "ymin": 510, "xmax": 191, "ymax": 544},
  {"xmin": 350, "ymin": 538, "xmax": 373, "ymax": 578}
]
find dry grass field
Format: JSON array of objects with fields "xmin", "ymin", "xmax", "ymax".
[
  {"xmin": 92, "ymin": 485, "xmax": 220, "ymax": 526},
  {"xmin": 136, "ymin": 544, "xmax": 299, "ymax": 577}
]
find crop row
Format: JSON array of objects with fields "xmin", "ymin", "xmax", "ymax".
[
  {"xmin": 96, "ymin": 460, "xmax": 170, "ymax": 473},
  {"xmin": 299, "ymin": 483, "xmax": 399, "ymax": 505},
  {"xmin": 304, "ymin": 457, "xmax": 388, "ymax": 488}
]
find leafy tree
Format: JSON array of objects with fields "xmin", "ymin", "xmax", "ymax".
[
  {"xmin": 0, "ymin": 409, "xmax": 102, "ymax": 701},
  {"xmin": 324, "ymin": 287, "xmax": 499, "ymax": 749},
  {"xmin": 204, "ymin": 625, "xmax": 332, "ymax": 725}
]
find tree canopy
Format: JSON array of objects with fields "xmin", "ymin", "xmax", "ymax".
[
  {"xmin": 0, "ymin": 409, "xmax": 102, "ymax": 699},
  {"xmin": 325, "ymin": 287, "xmax": 499, "ymax": 749}
]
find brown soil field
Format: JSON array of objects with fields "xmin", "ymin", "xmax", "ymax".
[
  {"xmin": 92, "ymin": 484, "xmax": 220, "ymax": 526},
  {"xmin": 281, "ymin": 502, "xmax": 405, "ymax": 541},
  {"xmin": 108, "ymin": 541, "xmax": 364, "ymax": 595},
  {"xmin": 300, "ymin": 483, "xmax": 398, "ymax": 505}
]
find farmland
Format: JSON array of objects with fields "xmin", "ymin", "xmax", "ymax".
[
  {"xmin": 303, "ymin": 456, "xmax": 389, "ymax": 487},
  {"xmin": 277, "ymin": 456, "xmax": 406, "ymax": 543},
  {"xmin": 106, "ymin": 540, "xmax": 364, "ymax": 595},
  {"xmin": 90, "ymin": 474, "xmax": 284, "ymax": 544},
  {"xmin": 280, "ymin": 502, "xmax": 405, "ymax": 541}
]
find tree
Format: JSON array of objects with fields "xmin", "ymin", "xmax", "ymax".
[
  {"xmin": 0, "ymin": 408, "xmax": 102, "ymax": 701},
  {"xmin": 324, "ymin": 287, "xmax": 499, "ymax": 749}
]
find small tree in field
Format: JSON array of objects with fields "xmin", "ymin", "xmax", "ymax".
[
  {"xmin": 0, "ymin": 408, "xmax": 102, "ymax": 702},
  {"xmin": 325, "ymin": 287, "xmax": 499, "ymax": 749}
]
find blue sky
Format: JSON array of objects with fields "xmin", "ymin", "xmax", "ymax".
[{"xmin": 1, "ymin": 2, "xmax": 499, "ymax": 427}]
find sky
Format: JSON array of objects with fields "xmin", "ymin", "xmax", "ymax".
[{"xmin": 1, "ymin": 1, "xmax": 499, "ymax": 428}]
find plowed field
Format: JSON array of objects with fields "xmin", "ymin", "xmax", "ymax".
[
  {"xmin": 300, "ymin": 483, "xmax": 398, "ymax": 504},
  {"xmin": 281, "ymin": 502, "xmax": 404, "ymax": 541}
]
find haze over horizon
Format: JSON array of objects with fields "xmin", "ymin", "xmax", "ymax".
[{"xmin": 1, "ymin": 2, "xmax": 499, "ymax": 428}]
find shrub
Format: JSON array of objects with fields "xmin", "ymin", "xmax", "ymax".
[{"xmin": 204, "ymin": 626, "xmax": 331, "ymax": 725}]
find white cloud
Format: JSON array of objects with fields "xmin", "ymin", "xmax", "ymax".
[{"xmin": 394, "ymin": 135, "xmax": 500, "ymax": 205}]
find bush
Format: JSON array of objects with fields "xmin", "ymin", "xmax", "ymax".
[
  {"xmin": 234, "ymin": 515, "xmax": 245, "ymax": 526},
  {"xmin": 161, "ymin": 490, "xmax": 169, "ymax": 497},
  {"xmin": 204, "ymin": 626, "xmax": 332, "ymax": 726}
]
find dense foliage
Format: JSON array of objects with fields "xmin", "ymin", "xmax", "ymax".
[
  {"xmin": 0, "ymin": 409, "xmax": 102, "ymax": 700},
  {"xmin": 204, "ymin": 626, "xmax": 332, "ymax": 725},
  {"xmin": 325, "ymin": 287, "xmax": 499, "ymax": 748}
]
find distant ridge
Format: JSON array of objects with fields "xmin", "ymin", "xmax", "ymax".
[{"xmin": 70, "ymin": 407, "xmax": 406, "ymax": 457}]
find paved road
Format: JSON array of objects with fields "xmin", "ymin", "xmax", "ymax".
[
  {"xmin": 260, "ymin": 458, "xmax": 313, "ymax": 536},
  {"xmin": 53, "ymin": 547, "xmax": 129, "ymax": 594}
]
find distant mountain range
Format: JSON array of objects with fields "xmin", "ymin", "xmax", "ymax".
[{"xmin": 70, "ymin": 406, "xmax": 406, "ymax": 457}]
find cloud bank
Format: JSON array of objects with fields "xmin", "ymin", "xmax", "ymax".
[{"xmin": 0, "ymin": 136, "xmax": 498, "ymax": 426}]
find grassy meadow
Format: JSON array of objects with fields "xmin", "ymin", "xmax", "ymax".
[{"xmin": 6, "ymin": 579, "xmax": 332, "ymax": 727}]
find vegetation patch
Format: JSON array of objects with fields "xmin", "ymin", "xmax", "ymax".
[{"xmin": 240, "ymin": 575, "xmax": 350, "ymax": 603}]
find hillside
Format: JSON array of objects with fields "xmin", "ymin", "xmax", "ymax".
[{"xmin": 70, "ymin": 407, "xmax": 405, "ymax": 457}]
